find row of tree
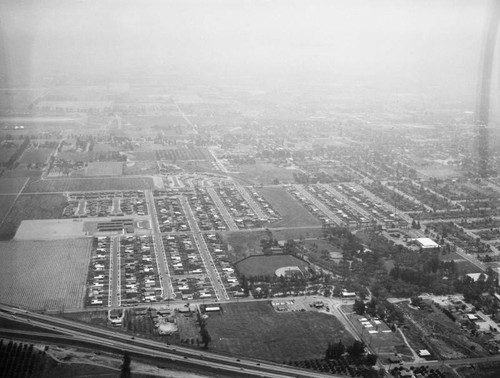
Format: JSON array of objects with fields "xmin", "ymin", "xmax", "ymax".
[{"xmin": 0, "ymin": 339, "xmax": 48, "ymax": 378}]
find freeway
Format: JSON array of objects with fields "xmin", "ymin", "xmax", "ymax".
[
  {"xmin": 0, "ymin": 303, "xmax": 336, "ymax": 378},
  {"xmin": 179, "ymin": 196, "xmax": 229, "ymax": 301},
  {"xmin": 145, "ymin": 190, "xmax": 175, "ymax": 300}
]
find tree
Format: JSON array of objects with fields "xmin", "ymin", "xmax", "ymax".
[
  {"xmin": 366, "ymin": 354, "xmax": 378, "ymax": 366},
  {"xmin": 200, "ymin": 326, "xmax": 211, "ymax": 349},
  {"xmin": 120, "ymin": 352, "xmax": 131, "ymax": 378},
  {"xmin": 353, "ymin": 299, "xmax": 366, "ymax": 315},
  {"xmin": 327, "ymin": 340, "xmax": 345, "ymax": 358},
  {"xmin": 347, "ymin": 340, "xmax": 365, "ymax": 357}
]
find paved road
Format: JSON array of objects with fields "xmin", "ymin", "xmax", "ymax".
[
  {"xmin": 321, "ymin": 183, "xmax": 373, "ymax": 219},
  {"xmin": 179, "ymin": 196, "xmax": 229, "ymax": 301},
  {"xmin": 145, "ymin": 190, "xmax": 175, "ymax": 299},
  {"xmin": 109, "ymin": 236, "xmax": 120, "ymax": 307},
  {"xmin": 235, "ymin": 185, "xmax": 268, "ymax": 220},
  {"xmin": 294, "ymin": 184, "xmax": 343, "ymax": 225},
  {"xmin": 206, "ymin": 187, "xmax": 239, "ymax": 230}
]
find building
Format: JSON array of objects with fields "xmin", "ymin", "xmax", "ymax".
[{"xmin": 415, "ymin": 238, "xmax": 439, "ymax": 249}]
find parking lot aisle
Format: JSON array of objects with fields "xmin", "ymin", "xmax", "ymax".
[
  {"xmin": 145, "ymin": 190, "xmax": 175, "ymax": 300},
  {"xmin": 179, "ymin": 196, "xmax": 230, "ymax": 301}
]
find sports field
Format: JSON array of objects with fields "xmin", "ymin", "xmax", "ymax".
[
  {"xmin": 235, "ymin": 254, "xmax": 309, "ymax": 277},
  {"xmin": 0, "ymin": 238, "xmax": 91, "ymax": 310},
  {"xmin": 203, "ymin": 301, "xmax": 354, "ymax": 362}
]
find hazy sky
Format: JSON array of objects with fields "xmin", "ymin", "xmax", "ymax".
[{"xmin": 0, "ymin": 0, "xmax": 491, "ymax": 88}]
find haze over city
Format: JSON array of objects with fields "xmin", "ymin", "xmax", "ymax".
[{"xmin": 2, "ymin": 1, "xmax": 500, "ymax": 378}]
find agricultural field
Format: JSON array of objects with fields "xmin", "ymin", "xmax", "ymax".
[
  {"xmin": 0, "ymin": 193, "xmax": 67, "ymax": 240},
  {"xmin": 0, "ymin": 177, "xmax": 28, "ymax": 193},
  {"xmin": 199, "ymin": 301, "xmax": 354, "ymax": 362},
  {"xmin": 24, "ymin": 176, "xmax": 156, "ymax": 192},
  {"xmin": 235, "ymin": 254, "xmax": 310, "ymax": 277},
  {"xmin": 0, "ymin": 195, "xmax": 17, "ymax": 222},
  {"xmin": 156, "ymin": 147, "xmax": 212, "ymax": 161},
  {"xmin": 258, "ymin": 186, "xmax": 321, "ymax": 228},
  {"xmin": 18, "ymin": 147, "xmax": 53, "ymax": 164},
  {"xmin": 0, "ymin": 238, "xmax": 91, "ymax": 310},
  {"xmin": 123, "ymin": 160, "xmax": 158, "ymax": 175},
  {"xmin": 57, "ymin": 151, "xmax": 92, "ymax": 162},
  {"xmin": 85, "ymin": 161, "xmax": 123, "ymax": 176},
  {"xmin": 232, "ymin": 162, "xmax": 299, "ymax": 185}
]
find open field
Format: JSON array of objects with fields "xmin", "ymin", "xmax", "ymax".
[
  {"xmin": 233, "ymin": 162, "xmax": 299, "ymax": 185},
  {"xmin": 258, "ymin": 186, "xmax": 321, "ymax": 228},
  {"xmin": 0, "ymin": 238, "xmax": 91, "ymax": 310},
  {"xmin": 0, "ymin": 195, "xmax": 17, "ymax": 223},
  {"xmin": 0, "ymin": 193, "xmax": 67, "ymax": 240},
  {"xmin": 0, "ymin": 177, "xmax": 29, "ymax": 193},
  {"xmin": 18, "ymin": 147, "xmax": 53, "ymax": 164},
  {"xmin": 85, "ymin": 161, "xmax": 123, "ymax": 176},
  {"xmin": 0, "ymin": 146, "xmax": 19, "ymax": 163},
  {"xmin": 25, "ymin": 176, "xmax": 155, "ymax": 192},
  {"xmin": 222, "ymin": 230, "xmax": 267, "ymax": 261},
  {"xmin": 440, "ymin": 252, "xmax": 484, "ymax": 275},
  {"xmin": 223, "ymin": 228, "xmax": 324, "ymax": 262},
  {"xmin": 57, "ymin": 151, "xmax": 92, "ymax": 162},
  {"xmin": 235, "ymin": 254, "xmax": 309, "ymax": 277},
  {"xmin": 123, "ymin": 160, "xmax": 158, "ymax": 175},
  {"xmin": 201, "ymin": 301, "xmax": 354, "ymax": 362},
  {"xmin": 15, "ymin": 219, "xmax": 86, "ymax": 240}
]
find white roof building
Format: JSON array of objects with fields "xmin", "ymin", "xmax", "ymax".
[{"xmin": 415, "ymin": 238, "xmax": 439, "ymax": 249}]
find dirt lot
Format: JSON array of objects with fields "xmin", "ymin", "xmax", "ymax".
[
  {"xmin": 0, "ymin": 238, "xmax": 91, "ymax": 310},
  {"xmin": 192, "ymin": 301, "xmax": 355, "ymax": 362},
  {"xmin": 14, "ymin": 219, "xmax": 85, "ymax": 240}
]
